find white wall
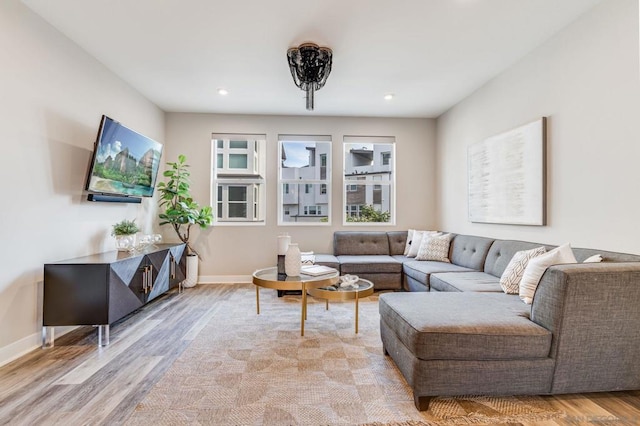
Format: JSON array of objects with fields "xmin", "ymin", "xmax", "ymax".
[
  {"xmin": 436, "ymin": 0, "xmax": 640, "ymax": 253},
  {"xmin": 164, "ymin": 113, "xmax": 436, "ymax": 278},
  {"xmin": 0, "ymin": 0, "xmax": 164, "ymax": 365}
]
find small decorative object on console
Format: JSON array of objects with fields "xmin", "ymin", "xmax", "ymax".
[{"xmin": 111, "ymin": 219, "xmax": 140, "ymax": 252}]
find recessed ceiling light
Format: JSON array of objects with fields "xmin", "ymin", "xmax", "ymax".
[
  {"xmin": 217, "ymin": 88, "xmax": 229, "ymax": 96},
  {"xmin": 384, "ymin": 93, "xmax": 394, "ymax": 101}
]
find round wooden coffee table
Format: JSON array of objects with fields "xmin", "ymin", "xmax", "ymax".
[
  {"xmin": 252, "ymin": 267, "xmax": 339, "ymax": 336},
  {"xmin": 306, "ymin": 278, "xmax": 374, "ymax": 334}
]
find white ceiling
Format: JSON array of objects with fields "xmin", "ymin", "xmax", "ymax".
[{"xmin": 23, "ymin": 0, "xmax": 602, "ymax": 118}]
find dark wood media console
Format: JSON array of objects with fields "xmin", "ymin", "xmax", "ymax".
[{"xmin": 43, "ymin": 243, "xmax": 186, "ymax": 347}]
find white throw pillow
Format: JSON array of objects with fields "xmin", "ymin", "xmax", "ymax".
[
  {"xmin": 519, "ymin": 243, "xmax": 577, "ymax": 304},
  {"xmin": 415, "ymin": 233, "xmax": 452, "ymax": 262},
  {"xmin": 403, "ymin": 229, "xmax": 415, "ymax": 256},
  {"xmin": 583, "ymin": 254, "xmax": 603, "ymax": 263},
  {"xmin": 407, "ymin": 230, "xmax": 439, "ymax": 258},
  {"xmin": 499, "ymin": 247, "xmax": 546, "ymax": 294},
  {"xmin": 553, "ymin": 243, "xmax": 578, "ymax": 264}
]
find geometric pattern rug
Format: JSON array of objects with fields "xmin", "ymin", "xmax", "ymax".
[{"xmin": 125, "ymin": 285, "xmax": 564, "ymax": 425}]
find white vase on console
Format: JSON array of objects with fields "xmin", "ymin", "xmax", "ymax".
[{"xmin": 285, "ymin": 243, "xmax": 302, "ymax": 276}]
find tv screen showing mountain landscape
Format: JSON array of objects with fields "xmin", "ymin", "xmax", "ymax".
[{"xmin": 86, "ymin": 116, "xmax": 163, "ymax": 198}]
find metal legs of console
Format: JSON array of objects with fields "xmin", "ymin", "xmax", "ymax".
[
  {"xmin": 96, "ymin": 324, "xmax": 109, "ymax": 346},
  {"xmin": 41, "ymin": 327, "xmax": 54, "ymax": 348},
  {"xmin": 41, "ymin": 324, "xmax": 110, "ymax": 348}
]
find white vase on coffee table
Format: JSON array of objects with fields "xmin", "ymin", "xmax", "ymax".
[{"xmin": 285, "ymin": 243, "xmax": 302, "ymax": 276}]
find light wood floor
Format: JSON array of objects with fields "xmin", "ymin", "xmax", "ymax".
[{"xmin": 0, "ymin": 284, "xmax": 638, "ymax": 425}]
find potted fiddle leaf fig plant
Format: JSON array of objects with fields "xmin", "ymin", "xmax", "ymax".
[
  {"xmin": 111, "ymin": 219, "xmax": 140, "ymax": 252},
  {"xmin": 157, "ymin": 155, "xmax": 213, "ymax": 287}
]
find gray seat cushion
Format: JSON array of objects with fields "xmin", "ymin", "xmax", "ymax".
[
  {"xmin": 337, "ymin": 255, "xmax": 402, "ymax": 274},
  {"xmin": 314, "ymin": 254, "xmax": 340, "ymax": 270},
  {"xmin": 430, "ymin": 272, "xmax": 503, "ymax": 292},
  {"xmin": 392, "ymin": 254, "xmax": 412, "ymax": 263},
  {"xmin": 403, "ymin": 260, "xmax": 474, "ymax": 286},
  {"xmin": 379, "ymin": 292, "xmax": 549, "ymax": 361}
]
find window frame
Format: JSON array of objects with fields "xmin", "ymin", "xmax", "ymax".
[
  {"xmin": 342, "ymin": 136, "xmax": 396, "ymax": 226},
  {"xmin": 278, "ymin": 135, "xmax": 332, "ymax": 226},
  {"xmin": 211, "ymin": 134, "xmax": 266, "ymax": 226}
]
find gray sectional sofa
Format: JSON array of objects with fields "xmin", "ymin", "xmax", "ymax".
[
  {"xmin": 315, "ymin": 231, "xmax": 405, "ymax": 290},
  {"xmin": 318, "ymin": 231, "xmax": 640, "ymax": 411}
]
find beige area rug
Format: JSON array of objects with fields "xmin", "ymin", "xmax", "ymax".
[{"xmin": 127, "ymin": 285, "xmax": 564, "ymax": 425}]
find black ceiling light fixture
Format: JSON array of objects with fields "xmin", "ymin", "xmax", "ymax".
[{"xmin": 287, "ymin": 43, "xmax": 333, "ymax": 111}]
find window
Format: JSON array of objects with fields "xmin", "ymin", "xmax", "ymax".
[
  {"xmin": 229, "ymin": 140, "xmax": 247, "ymax": 149},
  {"xmin": 212, "ymin": 134, "xmax": 266, "ymax": 224},
  {"xmin": 229, "ymin": 154, "xmax": 248, "ymax": 169},
  {"xmin": 382, "ymin": 151, "xmax": 391, "ymax": 166},
  {"xmin": 227, "ymin": 186, "xmax": 247, "ymax": 217},
  {"xmin": 278, "ymin": 135, "xmax": 331, "ymax": 225},
  {"xmin": 343, "ymin": 136, "xmax": 395, "ymax": 225},
  {"xmin": 303, "ymin": 205, "xmax": 322, "ymax": 215}
]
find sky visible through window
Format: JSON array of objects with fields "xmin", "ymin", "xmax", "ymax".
[{"xmin": 282, "ymin": 142, "xmax": 314, "ymax": 168}]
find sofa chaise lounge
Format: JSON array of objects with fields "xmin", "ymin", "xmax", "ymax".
[{"xmin": 317, "ymin": 231, "xmax": 640, "ymax": 410}]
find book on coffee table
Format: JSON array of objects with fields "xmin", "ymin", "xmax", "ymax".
[{"xmin": 301, "ymin": 265, "xmax": 337, "ymax": 276}]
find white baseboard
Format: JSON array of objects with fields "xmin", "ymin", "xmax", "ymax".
[
  {"xmin": 1, "ymin": 276, "xmax": 252, "ymax": 367},
  {"xmin": 0, "ymin": 332, "xmax": 40, "ymax": 368},
  {"xmin": 198, "ymin": 275, "xmax": 252, "ymax": 284},
  {"xmin": 0, "ymin": 326, "xmax": 77, "ymax": 368},
  {"xmin": 0, "ymin": 326, "xmax": 78, "ymax": 367}
]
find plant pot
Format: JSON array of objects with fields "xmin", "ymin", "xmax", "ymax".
[
  {"xmin": 183, "ymin": 254, "xmax": 199, "ymax": 288},
  {"xmin": 114, "ymin": 234, "xmax": 136, "ymax": 252}
]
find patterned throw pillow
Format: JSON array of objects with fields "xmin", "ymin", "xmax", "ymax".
[
  {"xmin": 407, "ymin": 230, "xmax": 440, "ymax": 258},
  {"xmin": 499, "ymin": 247, "xmax": 546, "ymax": 294},
  {"xmin": 415, "ymin": 233, "xmax": 452, "ymax": 262}
]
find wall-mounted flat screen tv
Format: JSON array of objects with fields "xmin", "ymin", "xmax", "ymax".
[{"xmin": 86, "ymin": 115, "xmax": 163, "ymax": 199}]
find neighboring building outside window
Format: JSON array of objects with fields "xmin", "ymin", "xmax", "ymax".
[
  {"xmin": 278, "ymin": 135, "xmax": 331, "ymax": 225},
  {"xmin": 343, "ymin": 136, "xmax": 395, "ymax": 225},
  {"xmin": 382, "ymin": 151, "xmax": 391, "ymax": 166},
  {"xmin": 212, "ymin": 134, "xmax": 266, "ymax": 224}
]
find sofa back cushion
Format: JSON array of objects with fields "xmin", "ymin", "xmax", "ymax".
[
  {"xmin": 387, "ymin": 231, "xmax": 408, "ymax": 256},
  {"xmin": 572, "ymin": 248, "xmax": 640, "ymax": 263},
  {"xmin": 333, "ymin": 231, "xmax": 390, "ymax": 256},
  {"xmin": 449, "ymin": 235, "xmax": 495, "ymax": 270},
  {"xmin": 484, "ymin": 240, "xmax": 554, "ymax": 277}
]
